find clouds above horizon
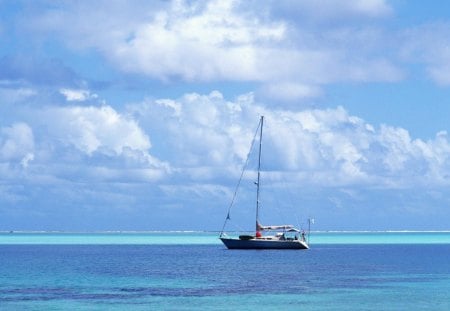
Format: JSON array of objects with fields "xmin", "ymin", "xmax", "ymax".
[
  {"xmin": 10, "ymin": 0, "xmax": 406, "ymax": 103},
  {"xmin": 3, "ymin": 0, "xmax": 450, "ymax": 230},
  {"xmin": 2, "ymin": 85, "xmax": 450, "ymax": 229},
  {"xmin": 3, "ymin": 89, "xmax": 450, "ymax": 189},
  {"xmin": 3, "ymin": 0, "xmax": 450, "ymax": 103},
  {"xmin": 1, "ymin": 103, "xmax": 170, "ymax": 186}
]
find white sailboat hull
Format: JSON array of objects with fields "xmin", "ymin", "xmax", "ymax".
[{"xmin": 220, "ymin": 237, "xmax": 309, "ymax": 250}]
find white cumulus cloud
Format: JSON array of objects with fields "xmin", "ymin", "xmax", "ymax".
[
  {"xmin": 112, "ymin": 0, "xmax": 286, "ymax": 82},
  {"xmin": 27, "ymin": 0, "xmax": 403, "ymax": 102},
  {"xmin": 43, "ymin": 105, "xmax": 151, "ymax": 156},
  {"xmin": 0, "ymin": 122, "xmax": 35, "ymax": 168},
  {"xmin": 60, "ymin": 88, "xmax": 98, "ymax": 102},
  {"xmin": 23, "ymin": 104, "xmax": 172, "ymax": 183}
]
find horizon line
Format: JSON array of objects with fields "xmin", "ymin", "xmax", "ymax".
[{"xmin": 2, "ymin": 230, "xmax": 450, "ymax": 234}]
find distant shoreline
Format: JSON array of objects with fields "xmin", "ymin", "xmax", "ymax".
[{"xmin": 2, "ymin": 230, "xmax": 450, "ymax": 234}]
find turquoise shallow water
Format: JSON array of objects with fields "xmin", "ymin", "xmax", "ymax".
[
  {"xmin": 1, "ymin": 231, "xmax": 450, "ymax": 245},
  {"xmin": 1, "ymin": 232, "xmax": 450, "ymax": 310}
]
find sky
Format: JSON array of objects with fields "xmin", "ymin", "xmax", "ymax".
[{"xmin": 2, "ymin": 0, "xmax": 450, "ymax": 231}]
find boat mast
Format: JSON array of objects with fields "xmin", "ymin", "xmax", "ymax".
[{"xmin": 255, "ymin": 116, "xmax": 264, "ymax": 232}]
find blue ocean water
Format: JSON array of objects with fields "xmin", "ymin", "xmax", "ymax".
[{"xmin": 1, "ymin": 232, "xmax": 450, "ymax": 310}]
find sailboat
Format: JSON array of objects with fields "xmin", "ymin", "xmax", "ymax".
[{"xmin": 220, "ymin": 116, "xmax": 310, "ymax": 250}]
